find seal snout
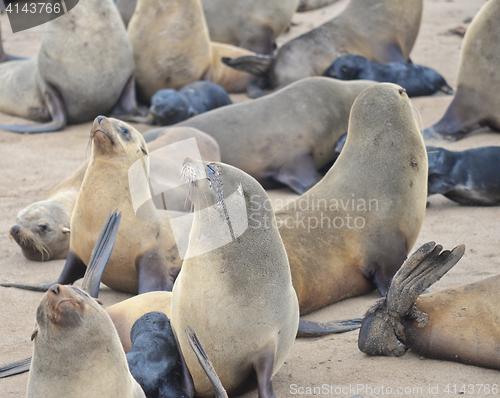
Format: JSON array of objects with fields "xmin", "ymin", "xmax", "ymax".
[
  {"xmin": 49, "ymin": 284, "xmax": 60, "ymax": 295},
  {"xmin": 10, "ymin": 225, "xmax": 20, "ymax": 235}
]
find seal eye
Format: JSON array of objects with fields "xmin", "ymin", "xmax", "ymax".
[
  {"xmin": 120, "ymin": 126, "xmax": 131, "ymax": 139},
  {"xmin": 341, "ymin": 66, "xmax": 348, "ymax": 73},
  {"xmin": 38, "ymin": 225, "xmax": 48, "ymax": 233}
]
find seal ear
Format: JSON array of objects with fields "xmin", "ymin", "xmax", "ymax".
[
  {"xmin": 31, "ymin": 328, "xmax": 38, "ymax": 341},
  {"xmin": 62, "ymin": 227, "xmax": 70, "ymax": 234}
]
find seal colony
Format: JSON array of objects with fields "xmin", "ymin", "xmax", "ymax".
[{"xmin": 0, "ymin": 0, "xmax": 136, "ymax": 133}]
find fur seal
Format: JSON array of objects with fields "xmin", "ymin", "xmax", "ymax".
[
  {"xmin": 357, "ymin": 242, "xmax": 500, "ymax": 370},
  {"xmin": 297, "ymin": 0, "xmax": 340, "ymax": 12},
  {"xmin": 276, "ymin": 83, "xmax": 428, "ymax": 315},
  {"xmin": 145, "ymin": 77, "xmax": 376, "ymax": 194},
  {"xmin": 200, "ymin": 0, "xmax": 298, "ymax": 55},
  {"xmin": 0, "ymin": 0, "xmax": 136, "ymax": 134},
  {"xmin": 10, "ymin": 162, "xmax": 87, "ymax": 261},
  {"xmin": 324, "ymin": 54, "xmax": 453, "ymax": 97},
  {"xmin": 170, "ymin": 158, "xmax": 299, "ymax": 397},
  {"xmin": 150, "ymin": 82, "xmax": 232, "ymax": 126},
  {"xmin": 127, "ymin": 0, "xmax": 254, "ymax": 104},
  {"xmin": 427, "ymin": 146, "xmax": 500, "ymax": 206},
  {"xmin": 423, "ymin": 0, "xmax": 500, "ymax": 141},
  {"xmin": 223, "ymin": 0, "xmax": 422, "ymax": 91}
]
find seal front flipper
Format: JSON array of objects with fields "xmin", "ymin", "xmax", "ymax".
[
  {"xmin": 109, "ymin": 75, "xmax": 141, "ymax": 117},
  {"xmin": 222, "ymin": 55, "xmax": 273, "ymax": 77},
  {"xmin": 297, "ymin": 318, "xmax": 363, "ymax": 337},
  {"xmin": 274, "ymin": 153, "xmax": 323, "ymax": 194},
  {"xmin": 0, "ymin": 83, "xmax": 67, "ymax": 134},
  {"xmin": 136, "ymin": 250, "xmax": 180, "ymax": 294},
  {"xmin": 358, "ymin": 242, "xmax": 465, "ymax": 357},
  {"xmin": 186, "ymin": 326, "xmax": 228, "ymax": 398},
  {"xmin": 0, "ymin": 357, "xmax": 31, "ymax": 378}
]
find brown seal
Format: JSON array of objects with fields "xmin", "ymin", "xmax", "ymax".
[
  {"xmin": 276, "ymin": 83, "xmax": 428, "ymax": 315},
  {"xmin": 127, "ymin": 0, "xmax": 254, "ymax": 104},
  {"xmin": 145, "ymin": 77, "xmax": 376, "ymax": 194},
  {"xmin": 423, "ymin": 0, "xmax": 500, "ymax": 141},
  {"xmin": 358, "ymin": 242, "xmax": 500, "ymax": 370},
  {"xmin": 10, "ymin": 162, "xmax": 87, "ymax": 261},
  {"xmin": 170, "ymin": 158, "xmax": 299, "ymax": 398},
  {"xmin": 0, "ymin": 0, "xmax": 136, "ymax": 133},
  {"xmin": 224, "ymin": 0, "xmax": 422, "ymax": 90},
  {"xmin": 200, "ymin": 0, "xmax": 298, "ymax": 54}
]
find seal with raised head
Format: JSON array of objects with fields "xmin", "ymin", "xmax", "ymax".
[
  {"xmin": 10, "ymin": 162, "xmax": 87, "ymax": 261},
  {"xmin": 144, "ymin": 77, "xmax": 376, "ymax": 194},
  {"xmin": 0, "ymin": 0, "xmax": 136, "ymax": 134},
  {"xmin": 170, "ymin": 158, "xmax": 299, "ymax": 398},
  {"xmin": 357, "ymin": 242, "xmax": 500, "ymax": 370},
  {"xmin": 200, "ymin": 0, "xmax": 298, "ymax": 55},
  {"xmin": 426, "ymin": 146, "xmax": 500, "ymax": 206},
  {"xmin": 423, "ymin": 0, "xmax": 500, "ymax": 141},
  {"xmin": 58, "ymin": 116, "xmax": 182, "ymax": 294},
  {"xmin": 276, "ymin": 83, "xmax": 428, "ymax": 315},
  {"xmin": 324, "ymin": 54, "xmax": 453, "ymax": 97},
  {"xmin": 127, "ymin": 0, "xmax": 255, "ymax": 104},
  {"xmin": 223, "ymin": 0, "xmax": 422, "ymax": 91}
]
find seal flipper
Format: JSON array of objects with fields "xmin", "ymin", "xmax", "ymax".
[
  {"xmin": 0, "ymin": 82, "xmax": 67, "ymax": 134},
  {"xmin": 297, "ymin": 318, "xmax": 362, "ymax": 337},
  {"xmin": 0, "ymin": 357, "xmax": 31, "ymax": 378},
  {"xmin": 222, "ymin": 55, "xmax": 273, "ymax": 77},
  {"xmin": 274, "ymin": 153, "xmax": 323, "ymax": 194},
  {"xmin": 252, "ymin": 341, "xmax": 277, "ymax": 398},
  {"xmin": 109, "ymin": 75, "xmax": 140, "ymax": 116},
  {"xmin": 136, "ymin": 250, "xmax": 180, "ymax": 294},
  {"xmin": 186, "ymin": 326, "xmax": 228, "ymax": 398}
]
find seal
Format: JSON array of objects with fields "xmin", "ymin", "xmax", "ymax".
[
  {"xmin": 324, "ymin": 54, "xmax": 453, "ymax": 97},
  {"xmin": 200, "ymin": 0, "xmax": 298, "ymax": 55},
  {"xmin": 357, "ymin": 242, "xmax": 500, "ymax": 370},
  {"xmin": 0, "ymin": 19, "xmax": 22, "ymax": 63},
  {"xmin": 150, "ymin": 81, "xmax": 232, "ymax": 126},
  {"xmin": 423, "ymin": 0, "xmax": 500, "ymax": 141},
  {"xmin": 127, "ymin": 0, "xmax": 254, "ymax": 104},
  {"xmin": 426, "ymin": 146, "xmax": 500, "ymax": 206},
  {"xmin": 223, "ymin": 0, "xmax": 422, "ymax": 91},
  {"xmin": 276, "ymin": 83, "xmax": 428, "ymax": 315},
  {"xmin": 10, "ymin": 162, "xmax": 87, "ymax": 261},
  {"xmin": 297, "ymin": 0, "xmax": 340, "ymax": 12},
  {"xmin": 170, "ymin": 157, "xmax": 299, "ymax": 398},
  {"xmin": 0, "ymin": 0, "xmax": 136, "ymax": 134},
  {"xmin": 144, "ymin": 77, "xmax": 376, "ymax": 194}
]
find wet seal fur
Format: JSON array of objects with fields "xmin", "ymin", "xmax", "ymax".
[
  {"xmin": 150, "ymin": 82, "xmax": 232, "ymax": 126},
  {"xmin": 223, "ymin": 0, "xmax": 422, "ymax": 90},
  {"xmin": 0, "ymin": 0, "xmax": 136, "ymax": 133},
  {"xmin": 357, "ymin": 242, "xmax": 500, "ymax": 370},
  {"xmin": 144, "ymin": 77, "xmax": 376, "ymax": 194},
  {"xmin": 427, "ymin": 146, "xmax": 500, "ymax": 206},
  {"xmin": 60, "ymin": 117, "xmax": 182, "ymax": 294},
  {"xmin": 10, "ymin": 162, "xmax": 87, "ymax": 261},
  {"xmin": 127, "ymin": 0, "xmax": 255, "ymax": 103},
  {"xmin": 170, "ymin": 158, "xmax": 299, "ymax": 397},
  {"xmin": 200, "ymin": 0, "xmax": 298, "ymax": 55},
  {"xmin": 324, "ymin": 54, "xmax": 453, "ymax": 97},
  {"xmin": 276, "ymin": 83, "xmax": 428, "ymax": 315},
  {"xmin": 424, "ymin": 0, "xmax": 500, "ymax": 141}
]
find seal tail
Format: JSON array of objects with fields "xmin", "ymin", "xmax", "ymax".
[
  {"xmin": 297, "ymin": 318, "xmax": 363, "ymax": 337},
  {"xmin": 186, "ymin": 326, "xmax": 228, "ymax": 398}
]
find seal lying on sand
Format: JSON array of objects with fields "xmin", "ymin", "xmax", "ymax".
[
  {"xmin": 223, "ymin": 0, "xmax": 422, "ymax": 91},
  {"xmin": 423, "ymin": 0, "xmax": 500, "ymax": 141},
  {"xmin": 324, "ymin": 54, "xmax": 453, "ymax": 97},
  {"xmin": 357, "ymin": 242, "xmax": 500, "ymax": 370},
  {"xmin": 0, "ymin": 0, "xmax": 136, "ymax": 134},
  {"xmin": 427, "ymin": 146, "xmax": 500, "ymax": 206}
]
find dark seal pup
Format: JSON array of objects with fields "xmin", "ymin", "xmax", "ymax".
[
  {"xmin": 324, "ymin": 54, "xmax": 453, "ymax": 97},
  {"xmin": 426, "ymin": 146, "xmax": 500, "ymax": 206},
  {"xmin": 150, "ymin": 81, "xmax": 232, "ymax": 126}
]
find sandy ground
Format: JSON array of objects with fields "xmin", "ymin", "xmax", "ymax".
[{"xmin": 1, "ymin": 0, "xmax": 500, "ymax": 397}]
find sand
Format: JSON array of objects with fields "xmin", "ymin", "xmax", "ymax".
[{"xmin": 1, "ymin": 0, "xmax": 499, "ymax": 397}]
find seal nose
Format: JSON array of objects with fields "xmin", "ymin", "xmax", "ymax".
[
  {"xmin": 49, "ymin": 284, "xmax": 60, "ymax": 295},
  {"xmin": 96, "ymin": 115, "xmax": 105, "ymax": 123},
  {"xmin": 10, "ymin": 225, "xmax": 20, "ymax": 235}
]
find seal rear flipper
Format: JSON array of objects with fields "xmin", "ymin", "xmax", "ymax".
[
  {"xmin": 0, "ymin": 357, "xmax": 31, "ymax": 378},
  {"xmin": 0, "ymin": 280, "xmax": 55, "ymax": 291},
  {"xmin": 81, "ymin": 210, "xmax": 122, "ymax": 298},
  {"xmin": 221, "ymin": 55, "xmax": 273, "ymax": 77},
  {"xmin": 297, "ymin": 318, "xmax": 362, "ymax": 337},
  {"xmin": 274, "ymin": 154, "xmax": 323, "ymax": 194},
  {"xmin": 186, "ymin": 326, "xmax": 228, "ymax": 398},
  {"xmin": 0, "ymin": 83, "xmax": 67, "ymax": 134}
]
